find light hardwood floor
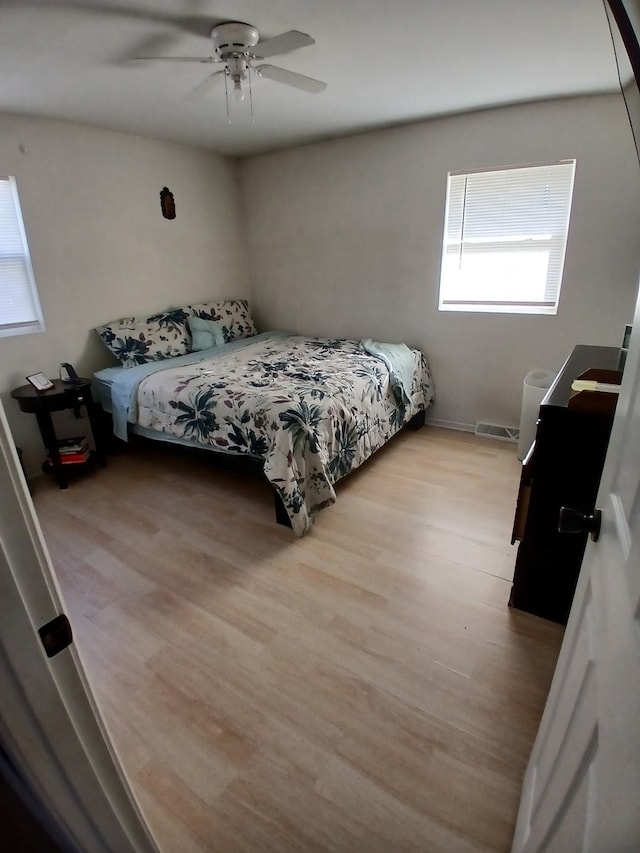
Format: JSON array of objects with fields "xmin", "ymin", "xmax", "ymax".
[{"xmin": 32, "ymin": 426, "xmax": 564, "ymax": 853}]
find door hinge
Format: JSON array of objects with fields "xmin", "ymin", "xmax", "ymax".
[{"xmin": 38, "ymin": 614, "xmax": 73, "ymax": 658}]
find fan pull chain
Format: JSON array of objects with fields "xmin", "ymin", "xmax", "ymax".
[
  {"xmin": 223, "ymin": 70, "xmax": 231, "ymax": 124},
  {"xmin": 248, "ymin": 66, "xmax": 255, "ymax": 124}
]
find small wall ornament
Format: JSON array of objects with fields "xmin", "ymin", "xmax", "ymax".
[{"xmin": 160, "ymin": 186, "xmax": 176, "ymax": 220}]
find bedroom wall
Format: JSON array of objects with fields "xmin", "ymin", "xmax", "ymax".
[
  {"xmin": 0, "ymin": 114, "xmax": 247, "ymax": 474},
  {"xmin": 239, "ymin": 93, "xmax": 640, "ymax": 432}
]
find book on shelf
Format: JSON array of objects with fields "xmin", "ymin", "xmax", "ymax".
[
  {"xmin": 47, "ymin": 449, "xmax": 91, "ymax": 465},
  {"xmin": 56, "ymin": 435, "xmax": 90, "ymax": 455}
]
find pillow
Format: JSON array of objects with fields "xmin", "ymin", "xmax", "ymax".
[
  {"xmin": 96, "ymin": 308, "xmax": 191, "ymax": 368},
  {"xmin": 188, "ymin": 315, "xmax": 226, "ymax": 351},
  {"xmin": 188, "ymin": 299, "xmax": 257, "ymax": 344}
]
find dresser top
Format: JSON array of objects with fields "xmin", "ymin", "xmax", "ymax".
[{"xmin": 543, "ymin": 345, "xmax": 624, "ymax": 409}]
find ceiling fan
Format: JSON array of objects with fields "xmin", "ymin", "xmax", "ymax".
[{"xmin": 133, "ymin": 21, "xmax": 327, "ymax": 117}]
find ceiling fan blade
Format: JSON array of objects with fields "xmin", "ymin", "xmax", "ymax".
[
  {"xmin": 129, "ymin": 56, "xmax": 220, "ymax": 64},
  {"xmin": 187, "ymin": 70, "xmax": 227, "ymax": 99},
  {"xmin": 253, "ymin": 30, "xmax": 315, "ymax": 59},
  {"xmin": 256, "ymin": 64, "xmax": 327, "ymax": 94},
  {"xmin": 118, "ymin": 32, "xmax": 179, "ymax": 63},
  {"xmin": 6, "ymin": 2, "xmax": 225, "ymax": 40}
]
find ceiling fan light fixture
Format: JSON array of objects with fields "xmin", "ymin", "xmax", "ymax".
[{"xmin": 231, "ymin": 78, "xmax": 244, "ymax": 102}]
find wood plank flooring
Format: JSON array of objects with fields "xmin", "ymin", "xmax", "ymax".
[{"xmin": 32, "ymin": 426, "xmax": 564, "ymax": 852}]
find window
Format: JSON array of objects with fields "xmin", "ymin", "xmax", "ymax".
[
  {"xmin": 438, "ymin": 160, "xmax": 576, "ymax": 314},
  {"xmin": 0, "ymin": 176, "xmax": 44, "ymax": 338}
]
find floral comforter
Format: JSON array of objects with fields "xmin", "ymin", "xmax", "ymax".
[{"xmin": 102, "ymin": 333, "xmax": 434, "ymax": 535}]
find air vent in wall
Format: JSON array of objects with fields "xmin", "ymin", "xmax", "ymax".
[{"xmin": 475, "ymin": 422, "xmax": 519, "ymax": 443}]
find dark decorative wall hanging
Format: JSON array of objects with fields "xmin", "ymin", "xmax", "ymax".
[{"xmin": 160, "ymin": 187, "xmax": 176, "ymax": 219}]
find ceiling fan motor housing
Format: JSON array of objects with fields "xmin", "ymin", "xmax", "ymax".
[
  {"xmin": 227, "ymin": 57, "xmax": 250, "ymax": 83},
  {"xmin": 211, "ymin": 22, "xmax": 260, "ymax": 58}
]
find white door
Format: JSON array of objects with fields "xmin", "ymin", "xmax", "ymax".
[
  {"xmin": 512, "ymin": 301, "xmax": 640, "ymax": 850},
  {"xmin": 0, "ymin": 399, "xmax": 158, "ymax": 853}
]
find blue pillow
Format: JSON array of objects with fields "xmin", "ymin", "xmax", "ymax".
[
  {"xmin": 188, "ymin": 299, "xmax": 257, "ymax": 343},
  {"xmin": 188, "ymin": 315, "xmax": 226, "ymax": 351}
]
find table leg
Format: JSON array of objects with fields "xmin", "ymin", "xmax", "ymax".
[
  {"xmin": 83, "ymin": 391, "xmax": 106, "ymax": 467},
  {"xmin": 35, "ymin": 410, "xmax": 67, "ymax": 489}
]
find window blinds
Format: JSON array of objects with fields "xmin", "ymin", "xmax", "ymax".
[
  {"xmin": 439, "ymin": 160, "xmax": 576, "ymax": 314},
  {"xmin": 0, "ymin": 176, "xmax": 43, "ymax": 337}
]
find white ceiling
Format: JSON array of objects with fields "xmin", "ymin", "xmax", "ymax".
[{"xmin": 0, "ymin": 0, "xmax": 624, "ymax": 158}]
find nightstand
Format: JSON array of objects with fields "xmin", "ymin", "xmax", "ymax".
[{"xmin": 11, "ymin": 379, "xmax": 106, "ymax": 489}]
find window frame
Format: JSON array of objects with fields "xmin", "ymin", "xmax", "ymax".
[
  {"xmin": 438, "ymin": 160, "xmax": 576, "ymax": 316},
  {"xmin": 0, "ymin": 176, "xmax": 44, "ymax": 339}
]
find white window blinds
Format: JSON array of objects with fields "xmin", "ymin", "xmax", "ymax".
[
  {"xmin": 438, "ymin": 160, "xmax": 576, "ymax": 314},
  {"xmin": 0, "ymin": 176, "xmax": 44, "ymax": 338}
]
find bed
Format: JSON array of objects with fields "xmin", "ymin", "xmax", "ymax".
[{"xmin": 93, "ymin": 301, "xmax": 434, "ymax": 535}]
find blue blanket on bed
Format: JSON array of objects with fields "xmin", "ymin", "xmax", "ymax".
[{"xmin": 360, "ymin": 338, "xmax": 415, "ymax": 406}]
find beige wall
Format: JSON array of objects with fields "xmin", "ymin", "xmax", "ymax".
[
  {"xmin": 240, "ymin": 94, "xmax": 640, "ymax": 430},
  {"xmin": 3, "ymin": 95, "xmax": 640, "ymax": 474},
  {"xmin": 0, "ymin": 114, "xmax": 247, "ymax": 472}
]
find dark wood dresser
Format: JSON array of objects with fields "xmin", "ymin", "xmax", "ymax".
[{"xmin": 509, "ymin": 344, "xmax": 623, "ymax": 624}]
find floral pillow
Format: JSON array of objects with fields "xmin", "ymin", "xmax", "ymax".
[
  {"xmin": 188, "ymin": 299, "xmax": 257, "ymax": 344},
  {"xmin": 95, "ymin": 308, "xmax": 191, "ymax": 368}
]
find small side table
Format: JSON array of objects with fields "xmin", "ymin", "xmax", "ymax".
[{"xmin": 11, "ymin": 379, "xmax": 106, "ymax": 489}]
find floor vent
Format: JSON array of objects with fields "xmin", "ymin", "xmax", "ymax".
[{"xmin": 475, "ymin": 422, "xmax": 519, "ymax": 443}]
